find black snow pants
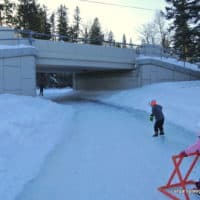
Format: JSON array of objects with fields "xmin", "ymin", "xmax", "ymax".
[{"xmin": 154, "ymin": 118, "xmax": 164, "ymax": 134}]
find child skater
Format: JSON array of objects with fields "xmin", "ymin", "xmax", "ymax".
[{"xmin": 149, "ymin": 100, "xmax": 165, "ymax": 137}]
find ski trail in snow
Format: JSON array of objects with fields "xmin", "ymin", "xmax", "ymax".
[{"xmin": 16, "ymin": 101, "xmax": 196, "ymax": 200}]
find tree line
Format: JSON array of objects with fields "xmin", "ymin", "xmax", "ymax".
[
  {"xmin": 139, "ymin": 0, "xmax": 199, "ymax": 62},
  {"xmin": 0, "ymin": 0, "xmax": 132, "ymax": 48},
  {"xmin": 0, "ymin": 0, "xmax": 199, "ymax": 62},
  {"xmin": 165, "ymin": 0, "xmax": 199, "ymax": 62}
]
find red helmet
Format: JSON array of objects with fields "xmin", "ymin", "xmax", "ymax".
[{"xmin": 150, "ymin": 100, "xmax": 157, "ymax": 106}]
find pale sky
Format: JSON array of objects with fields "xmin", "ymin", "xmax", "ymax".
[{"xmin": 38, "ymin": 0, "xmax": 167, "ymax": 44}]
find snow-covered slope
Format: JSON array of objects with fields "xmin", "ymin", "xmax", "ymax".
[
  {"xmin": 17, "ymin": 81, "xmax": 200, "ymax": 200},
  {"xmin": 1, "ymin": 80, "xmax": 200, "ymax": 200},
  {"xmin": 0, "ymin": 94, "xmax": 74, "ymax": 200},
  {"xmin": 79, "ymin": 81, "xmax": 200, "ymax": 134},
  {"xmin": 137, "ymin": 55, "xmax": 200, "ymax": 72}
]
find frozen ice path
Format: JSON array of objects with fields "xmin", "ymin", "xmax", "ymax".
[{"xmin": 16, "ymin": 102, "xmax": 195, "ymax": 200}]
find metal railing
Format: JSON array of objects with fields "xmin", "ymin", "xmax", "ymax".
[
  {"xmin": 14, "ymin": 28, "xmax": 140, "ymax": 49},
  {"xmin": 0, "ymin": 28, "xmax": 199, "ymax": 66}
]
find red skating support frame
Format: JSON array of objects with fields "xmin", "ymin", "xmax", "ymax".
[{"xmin": 158, "ymin": 152, "xmax": 200, "ymax": 200}]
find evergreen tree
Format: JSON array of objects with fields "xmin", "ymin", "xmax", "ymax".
[
  {"xmin": 108, "ymin": 31, "xmax": 114, "ymax": 46},
  {"xmin": 57, "ymin": 5, "xmax": 69, "ymax": 41},
  {"xmin": 115, "ymin": 42, "xmax": 121, "ymax": 48},
  {"xmin": 83, "ymin": 27, "xmax": 89, "ymax": 43},
  {"xmin": 165, "ymin": 0, "xmax": 196, "ymax": 60},
  {"xmin": 129, "ymin": 38, "xmax": 133, "ymax": 48},
  {"xmin": 3, "ymin": 0, "xmax": 15, "ymax": 27},
  {"xmin": 14, "ymin": 0, "xmax": 29, "ymax": 29},
  {"xmin": 72, "ymin": 6, "xmax": 81, "ymax": 41},
  {"xmin": 37, "ymin": 6, "xmax": 51, "ymax": 39},
  {"xmin": 16, "ymin": 0, "xmax": 41, "ymax": 31},
  {"xmin": 122, "ymin": 34, "xmax": 127, "ymax": 48},
  {"xmin": 89, "ymin": 17, "xmax": 104, "ymax": 45},
  {"xmin": 67, "ymin": 27, "xmax": 74, "ymax": 42},
  {"xmin": 16, "ymin": 0, "xmax": 35, "ymax": 39},
  {"xmin": 50, "ymin": 12, "xmax": 56, "ymax": 40},
  {"xmin": 0, "ymin": 2, "xmax": 3, "ymax": 26},
  {"xmin": 187, "ymin": 0, "xmax": 200, "ymax": 61}
]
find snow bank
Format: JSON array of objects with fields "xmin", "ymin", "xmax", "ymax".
[
  {"xmin": 0, "ymin": 94, "xmax": 74, "ymax": 200},
  {"xmin": 80, "ymin": 81, "xmax": 200, "ymax": 134},
  {"xmin": 36, "ymin": 87, "xmax": 74, "ymax": 99},
  {"xmin": 137, "ymin": 55, "xmax": 200, "ymax": 71}
]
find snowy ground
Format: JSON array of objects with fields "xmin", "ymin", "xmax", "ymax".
[
  {"xmin": 16, "ymin": 100, "xmax": 197, "ymax": 200},
  {"xmin": 78, "ymin": 81, "xmax": 200, "ymax": 134},
  {"xmin": 1, "ymin": 80, "xmax": 200, "ymax": 200},
  {"xmin": 0, "ymin": 94, "xmax": 74, "ymax": 200}
]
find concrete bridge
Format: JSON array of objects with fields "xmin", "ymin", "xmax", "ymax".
[
  {"xmin": 0, "ymin": 27, "xmax": 199, "ymax": 96},
  {"xmin": 35, "ymin": 40, "xmax": 135, "ymax": 73}
]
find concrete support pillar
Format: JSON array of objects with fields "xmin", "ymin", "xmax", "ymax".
[
  {"xmin": 0, "ymin": 52, "xmax": 36, "ymax": 96},
  {"xmin": 0, "ymin": 47, "xmax": 37, "ymax": 96},
  {"xmin": 0, "ymin": 27, "xmax": 37, "ymax": 96}
]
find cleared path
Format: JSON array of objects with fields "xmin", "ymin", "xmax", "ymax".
[{"xmin": 16, "ymin": 101, "xmax": 195, "ymax": 200}]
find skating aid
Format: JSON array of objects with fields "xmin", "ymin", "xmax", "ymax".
[{"xmin": 158, "ymin": 152, "xmax": 200, "ymax": 200}]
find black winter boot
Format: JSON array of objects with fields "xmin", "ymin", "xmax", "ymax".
[
  {"xmin": 195, "ymin": 181, "xmax": 200, "ymax": 189},
  {"xmin": 195, "ymin": 181, "xmax": 200, "ymax": 195},
  {"xmin": 152, "ymin": 132, "xmax": 158, "ymax": 137}
]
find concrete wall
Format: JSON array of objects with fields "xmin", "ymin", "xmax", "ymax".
[
  {"xmin": 73, "ymin": 69, "xmax": 140, "ymax": 91},
  {"xmin": 0, "ymin": 27, "xmax": 16, "ymax": 39},
  {"xmin": 137, "ymin": 59, "xmax": 200, "ymax": 87},
  {"xmin": 73, "ymin": 58, "xmax": 200, "ymax": 91},
  {"xmin": 0, "ymin": 48, "xmax": 36, "ymax": 96},
  {"xmin": 0, "ymin": 27, "xmax": 199, "ymax": 94},
  {"xmin": 0, "ymin": 27, "xmax": 31, "ymax": 46},
  {"xmin": 34, "ymin": 39, "xmax": 136, "ymax": 72}
]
